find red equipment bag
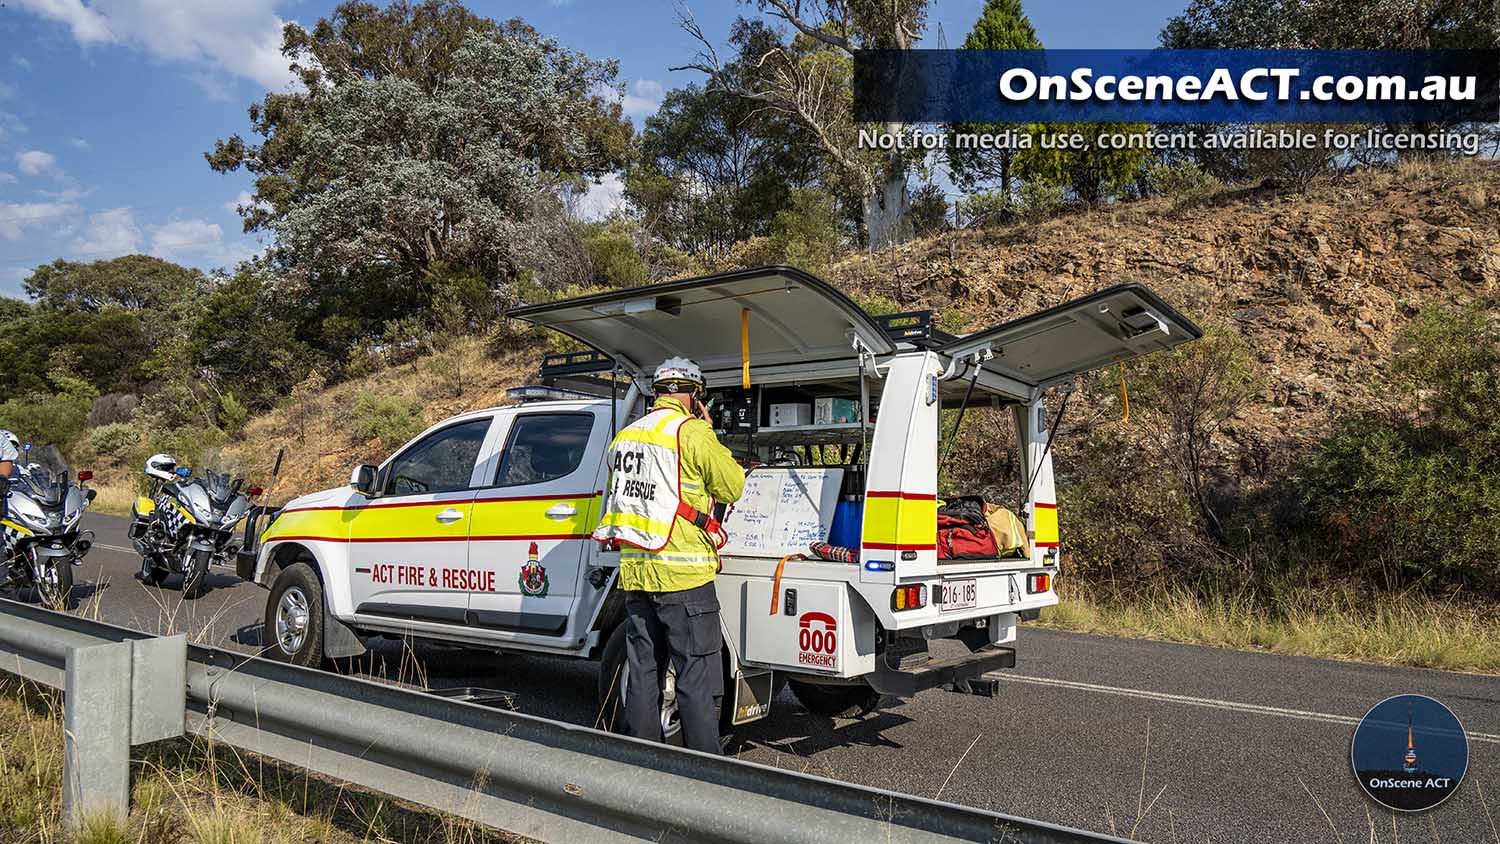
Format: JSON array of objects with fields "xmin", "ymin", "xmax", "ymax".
[{"xmin": 936, "ymin": 496, "xmax": 999, "ymax": 560}]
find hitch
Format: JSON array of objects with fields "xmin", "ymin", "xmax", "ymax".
[{"xmin": 943, "ymin": 672, "xmax": 1002, "ymax": 697}]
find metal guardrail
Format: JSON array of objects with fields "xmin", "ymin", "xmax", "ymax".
[{"xmin": 0, "ymin": 598, "xmax": 1129, "ymax": 843}]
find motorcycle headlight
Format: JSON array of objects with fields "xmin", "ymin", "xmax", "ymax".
[{"xmin": 192, "ymin": 503, "xmax": 214, "ymax": 525}]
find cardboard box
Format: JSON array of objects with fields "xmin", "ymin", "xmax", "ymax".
[
  {"xmin": 814, "ymin": 397, "xmax": 860, "ymax": 426},
  {"xmin": 767, "ymin": 403, "xmax": 812, "ymax": 428}
]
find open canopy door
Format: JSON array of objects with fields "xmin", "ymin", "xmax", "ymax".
[
  {"xmin": 507, "ymin": 266, "xmax": 894, "ymax": 381},
  {"xmin": 940, "ymin": 283, "xmax": 1203, "ymax": 389}
]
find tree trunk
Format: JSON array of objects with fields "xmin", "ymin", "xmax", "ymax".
[{"xmin": 864, "ymin": 166, "xmax": 911, "ymax": 252}]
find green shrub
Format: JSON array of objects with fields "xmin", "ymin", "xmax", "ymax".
[
  {"xmin": 88, "ymin": 423, "xmax": 140, "ymax": 463},
  {"xmin": 1145, "ymin": 159, "xmax": 1222, "ymax": 209},
  {"xmin": 352, "ymin": 392, "xmax": 426, "ymax": 448},
  {"xmin": 582, "ymin": 225, "xmax": 649, "ymax": 289},
  {"xmin": 955, "ymin": 190, "xmax": 1013, "ymax": 228},
  {"xmin": 1015, "ymin": 179, "xmax": 1065, "ymax": 218},
  {"xmin": 747, "ymin": 189, "xmax": 843, "ymax": 276},
  {"xmin": 0, "ymin": 369, "xmax": 98, "ymax": 451},
  {"xmin": 1294, "ymin": 304, "xmax": 1500, "ymax": 591}
]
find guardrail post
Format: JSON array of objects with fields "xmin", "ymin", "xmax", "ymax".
[{"xmin": 62, "ymin": 640, "xmax": 132, "ymax": 829}]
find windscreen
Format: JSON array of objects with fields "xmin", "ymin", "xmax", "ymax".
[{"xmin": 15, "ymin": 445, "xmax": 72, "ymax": 506}]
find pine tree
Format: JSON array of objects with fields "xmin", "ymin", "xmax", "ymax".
[{"xmin": 946, "ymin": 0, "xmax": 1043, "ymax": 198}]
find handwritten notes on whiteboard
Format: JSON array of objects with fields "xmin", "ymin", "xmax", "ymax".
[{"xmin": 721, "ymin": 467, "xmax": 844, "ymax": 558}]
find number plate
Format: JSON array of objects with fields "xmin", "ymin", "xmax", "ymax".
[{"xmin": 939, "ymin": 579, "xmax": 977, "ymax": 612}]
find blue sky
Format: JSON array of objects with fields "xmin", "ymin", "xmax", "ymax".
[{"xmin": 0, "ymin": 0, "xmax": 1186, "ymax": 297}]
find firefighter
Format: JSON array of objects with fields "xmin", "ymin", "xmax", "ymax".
[{"xmin": 593, "ymin": 357, "xmax": 745, "ymax": 754}]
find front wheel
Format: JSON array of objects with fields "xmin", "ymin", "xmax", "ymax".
[
  {"xmin": 788, "ymin": 678, "xmax": 881, "ymax": 718},
  {"xmin": 34, "ymin": 558, "xmax": 74, "ymax": 610},
  {"xmin": 264, "ymin": 563, "xmax": 325, "ymax": 667},
  {"xmin": 181, "ymin": 549, "xmax": 211, "ymax": 598}
]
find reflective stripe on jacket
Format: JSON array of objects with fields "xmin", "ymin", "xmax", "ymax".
[{"xmin": 608, "ymin": 397, "xmax": 745, "ymax": 593}]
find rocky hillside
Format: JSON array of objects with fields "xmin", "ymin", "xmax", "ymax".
[
  {"xmin": 827, "ymin": 158, "xmax": 1498, "ymax": 468},
  {"xmin": 227, "ymin": 158, "xmax": 1498, "ymax": 504}
]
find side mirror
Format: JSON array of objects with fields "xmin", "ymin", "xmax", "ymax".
[
  {"xmin": 77, "ymin": 470, "xmax": 94, "ymax": 483},
  {"xmin": 86, "ymin": 489, "xmax": 97, "ymax": 504},
  {"xmin": 350, "ymin": 464, "xmax": 378, "ymax": 496}
]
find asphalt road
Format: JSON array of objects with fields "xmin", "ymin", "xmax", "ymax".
[{"xmin": 41, "ymin": 513, "xmax": 1500, "ymax": 844}]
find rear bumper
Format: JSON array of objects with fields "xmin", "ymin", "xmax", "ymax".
[{"xmin": 868, "ymin": 644, "xmax": 1015, "ymax": 697}]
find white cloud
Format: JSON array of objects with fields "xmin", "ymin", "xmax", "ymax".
[
  {"xmin": 16, "ymin": 149, "xmax": 59, "ymax": 177},
  {"xmin": 72, "ymin": 207, "xmax": 141, "ymax": 257},
  {"xmin": 0, "ymin": 173, "xmax": 16, "ymax": 185},
  {"xmin": 574, "ymin": 173, "xmax": 626, "ymax": 222},
  {"xmin": 0, "ymin": 200, "xmax": 82, "ymax": 240},
  {"xmin": 13, "ymin": 0, "xmax": 296, "ymax": 92},
  {"xmin": 149, "ymin": 218, "xmax": 221, "ymax": 260},
  {"xmin": 622, "ymin": 79, "xmax": 664, "ymax": 118},
  {"xmin": 223, "ymin": 190, "xmax": 267, "ymax": 215},
  {"xmin": 67, "ymin": 137, "xmax": 90, "ymax": 150},
  {"xmin": 11, "ymin": 56, "xmax": 35, "ymax": 72},
  {"xmin": 0, "ymin": 81, "xmax": 14, "ymax": 101},
  {"xmin": 13, "ymin": 0, "xmax": 113, "ymax": 44}
]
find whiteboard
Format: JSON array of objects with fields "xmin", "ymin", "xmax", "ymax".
[{"xmin": 721, "ymin": 467, "xmax": 844, "ymax": 558}]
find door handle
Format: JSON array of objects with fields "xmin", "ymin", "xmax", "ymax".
[
  {"xmin": 435, "ymin": 508, "xmax": 465, "ymax": 524},
  {"xmin": 546, "ymin": 503, "xmax": 578, "ymax": 519}
]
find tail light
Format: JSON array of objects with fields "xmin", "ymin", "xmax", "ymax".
[
  {"xmin": 247, "ymin": 486, "xmax": 264, "ymax": 497},
  {"xmin": 890, "ymin": 584, "xmax": 927, "ymax": 611},
  {"xmin": 77, "ymin": 471, "xmax": 93, "ymax": 482},
  {"xmin": 1027, "ymin": 572, "xmax": 1052, "ymax": 594}
]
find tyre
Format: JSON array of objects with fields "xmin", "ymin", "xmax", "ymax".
[
  {"xmin": 35, "ymin": 559, "xmax": 74, "ymax": 610},
  {"xmin": 182, "ymin": 549, "xmax": 212, "ymax": 598},
  {"xmin": 264, "ymin": 563, "xmax": 324, "ymax": 667},
  {"xmin": 788, "ymin": 678, "xmax": 881, "ymax": 718}
]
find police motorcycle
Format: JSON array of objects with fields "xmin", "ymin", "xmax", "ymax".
[
  {"xmin": 129, "ymin": 453, "xmax": 260, "ymax": 598},
  {"xmin": 1, "ymin": 443, "xmax": 96, "ymax": 608}
]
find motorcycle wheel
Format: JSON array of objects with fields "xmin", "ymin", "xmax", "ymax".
[
  {"xmin": 182, "ymin": 549, "xmax": 212, "ymax": 599},
  {"xmin": 35, "ymin": 559, "xmax": 74, "ymax": 610}
]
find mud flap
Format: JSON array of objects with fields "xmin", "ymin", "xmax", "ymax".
[
  {"xmin": 731, "ymin": 668, "xmax": 774, "ymax": 725},
  {"xmin": 324, "ymin": 613, "xmax": 366, "ymax": 659}
]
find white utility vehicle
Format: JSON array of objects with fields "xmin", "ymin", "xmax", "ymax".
[{"xmin": 242, "ymin": 267, "xmax": 1199, "ymax": 729}]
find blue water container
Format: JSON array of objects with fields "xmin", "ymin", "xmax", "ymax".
[{"xmin": 828, "ymin": 498, "xmax": 863, "ymax": 549}]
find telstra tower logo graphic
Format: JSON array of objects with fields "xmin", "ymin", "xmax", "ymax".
[{"xmin": 1352, "ymin": 694, "xmax": 1468, "ymax": 812}]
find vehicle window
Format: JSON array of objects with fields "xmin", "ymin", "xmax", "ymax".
[
  {"xmin": 383, "ymin": 418, "xmax": 491, "ymax": 496},
  {"xmin": 494, "ymin": 413, "xmax": 594, "ymax": 487}
]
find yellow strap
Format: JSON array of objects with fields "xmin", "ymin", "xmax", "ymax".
[
  {"xmin": 741, "ymin": 307, "xmax": 751, "ymax": 389},
  {"xmin": 1118, "ymin": 362, "xmax": 1130, "ymax": 424}
]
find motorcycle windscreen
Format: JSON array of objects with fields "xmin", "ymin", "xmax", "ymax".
[
  {"xmin": 506, "ymin": 266, "xmax": 895, "ymax": 382},
  {"xmin": 938, "ymin": 283, "xmax": 1203, "ymax": 388}
]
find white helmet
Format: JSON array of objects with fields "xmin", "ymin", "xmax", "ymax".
[
  {"xmin": 652, "ymin": 357, "xmax": 705, "ymax": 393},
  {"xmin": 145, "ymin": 453, "xmax": 178, "ymax": 482},
  {"xmin": 1, "ymin": 430, "xmax": 17, "ymax": 452}
]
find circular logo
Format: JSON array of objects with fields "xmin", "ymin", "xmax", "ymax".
[{"xmin": 1351, "ymin": 694, "xmax": 1468, "ymax": 812}]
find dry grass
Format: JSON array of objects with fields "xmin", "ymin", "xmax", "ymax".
[
  {"xmin": 85, "ymin": 481, "xmax": 137, "ymax": 518},
  {"xmin": 0, "ymin": 678, "xmax": 529, "ymax": 844},
  {"xmin": 225, "ymin": 335, "xmax": 542, "ymax": 506},
  {"xmin": 1040, "ymin": 579, "xmax": 1500, "ymax": 674}
]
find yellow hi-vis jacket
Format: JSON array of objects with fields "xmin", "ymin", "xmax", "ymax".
[{"xmin": 599, "ymin": 397, "xmax": 745, "ymax": 593}]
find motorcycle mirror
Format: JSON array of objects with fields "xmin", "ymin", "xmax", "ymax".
[
  {"xmin": 247, "ymin": 485, "xmax": 264, "ymax": 497},
  {"xmin": 77, "ymin": 470, "xmax": 94, "ymax": 482}
]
